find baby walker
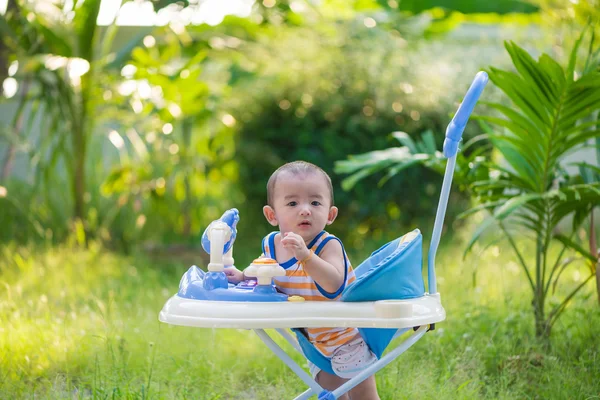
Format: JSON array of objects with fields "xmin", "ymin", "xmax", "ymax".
[{"xmin": 159, "ymin": 71, "xmax": 489, "ymax": 400}]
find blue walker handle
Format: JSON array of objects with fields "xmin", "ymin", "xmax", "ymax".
[{"xmin": 443, "ymin": 71, "xmax": 489, "ymax": 158}]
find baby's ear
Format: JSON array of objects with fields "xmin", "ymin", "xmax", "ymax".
[
  {"xmin": 263, "ymin": 205, "xmax": 278, "ymax": 226},
  {"xmin": 327, "ymin": 206, "xmax": 338, "ymax": 225}
]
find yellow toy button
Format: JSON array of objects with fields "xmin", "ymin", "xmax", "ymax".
[{"xmin": 288, "ymin": 295, "xmax": 305, "ymax": 302}]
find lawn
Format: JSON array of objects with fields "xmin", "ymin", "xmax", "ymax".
[{"xmin": 0, "ymin": 238, "xmax": 598, "ymax": 399}]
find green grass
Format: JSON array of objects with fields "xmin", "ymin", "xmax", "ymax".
[{"xmin": 0, "ymin": 239, "xmax": 598, "ymax": 399}]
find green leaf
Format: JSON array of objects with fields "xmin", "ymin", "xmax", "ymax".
[
  {"xmin": 567, "ymin": 24, "xmax": 588, "ymax": 82},
  {"xmin": 573, "ymin": 162, "xmax": 600, "ymax": 182},
  {"xmin": 341, "ymin": 166, "xmax": 383, "ymax": 191},
  {"xmin": 490, "ymin": 133, "xmax": 544, "ymax": 173},
  {"xmin": 551, "ymin": 256, "xmax": 581, "ymax": 294},
  {"xmin": 104, "ymin": 29, "xmax": 154, "ymax": 70},
  {"xmin": 554, "ymin": 233, "xmax": 598, "ymax": 263},
  {"xmin": 378, "ymin": 156, "xmax": 430, "ymax": 186},
  {"xmin": 489, "ymin": 136, "xmax": 539, "ymax": 190},
  {"xmin": 463, "ymin": 215, "xmax": 497, "ymax": 259},
  {"xmin": 550, "ymin": 185, "xmax": 600, "ymax": 226},
  {"xmin": 562, "ymin": 130, "xmax": 600, "ymax": 153},
  {"xmin": 456, "ymin": 200, "xmax": 506, "ymax": 219},
  {"xmin": 596, "ymin": 128, "xmax": 600, "ymax": 167},
  {"xmin": 493, "ymin": 193, "xmax": 543, "ymax": 220},
  {"xmin": 391, "ymin": 131, "xmax": 418, "ymax": 153},
  {"xmin": 73, "ymin": 0, "xmax": 102, "ymax": 61},
  {"xmin": 420, "ymin": 130, "xmax": 437, "ymax": 154},
  {"xmin": 478, "ymin": 101, "xmax": 546, "ymax": 143},
  {"xmin": 33, "ymin": 20, "xmax": 73, "ymax": 57},
  {"xmin": 506, "ymin": 41, "xmax": 557, "ymax": 108},
  {"xmin": 0, "ymin": 14, "xmax": 19, "ymax": 44},
  {"xmin": 390, "ymin": 0, "xmax": 539, "ymax": 14},
  {"xmin": 560, "ymin": 90, "xmax": 600, "ymax": 129},
  {"xmin": 461, "ymin": 134, "xmax": 489, "ymax": 153},
  {"xmin": 334, "ymin": 147, "xmax": 408, "ymax": 174},
  {"xmin": 538, "ymin": 54, "xmax": 566, "ymax": 88},
  {"xmin": 487, "ymin": 66, "xmax": 550, "ymax": 132}
]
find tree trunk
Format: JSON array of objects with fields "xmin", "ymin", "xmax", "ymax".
[
  {"xmin": 533, "ymin": 295, "xmax": 550, "ymax": 338},
  {"xmin": 534, "ymin": 234, "xmax": 550, "ymax": 339}
]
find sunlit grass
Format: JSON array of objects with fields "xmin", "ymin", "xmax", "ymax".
[{"xmin": 0, "ymin": 236, "xmax": 598, "ymax": 399}]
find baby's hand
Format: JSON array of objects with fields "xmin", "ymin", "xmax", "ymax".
[
  {"xmin": 281, "ymin": 232, "xmax": 311, "ymax": 261},
  {"xmin": 224, "ymin": 267, "xmax": 244, "ymax": 284}
]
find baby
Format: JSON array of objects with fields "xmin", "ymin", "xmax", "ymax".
[{"xmin": 226, "ymin": 161, "xmax": 380, "ymax": 400}]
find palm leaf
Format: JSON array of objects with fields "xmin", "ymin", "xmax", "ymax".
[
  {"xmin": 549, "ymin": 185, "xmax": 600, "ymax": 226},
  {"xmin": 32, "ymin": 19, "xmax": 73, "ymax": 57},
  {"xmin": 488, "ymin": 135, "xmax": 539, "ymax": 190},
  {"xmin": 538, "ymin": 54, "xmax": 566, "ymax": 88},
  {"xmin": 463, "ymin": 214, "xmax": 497, "ymax": 258},
  {"xmin": 566, "ymin": 24, "xmax": 588, "ymax": 82},
  {"xmin": 493, "ymin": 193, "xmax": 544, "ymax": 220},
  {"xmin": 550, "ymin": 256, "xmax": 582, "ymax": 294},
  {"xmin": 378, "ymin": 156, "xmax": 431, "ymax": 187},
  {"xmin": 335, "ymin": 130, "xmax": 445, "ymax": 189},
  {"xmin": 573, "ymin": 162, "xmax": 600, "ymax": 180},
  {"xmin": 477, "ymin": 101, "xmax": 546, "ymax": 143},
  {"xmin": 506, "ymin": 41, "xmax": 558, "ymax": 109},
  {"xmin": 334, "ymin": 147, "xmax": 410, "ymax": 174},
  {"xmin": 457, "ymin": 200, "xmax": 506, "ymax": 219},
  {"xmin": 553, "ymin": 233, "xmax": 598, "ymax": 263},
  {"xmin": 486, "ymin": 66, "xmax": 550, "ymax": 132},
  {"xmin": 418, "ymin": 130, "xmax": 437, "ymax": 154},
  {"xmin": 391, "ymin": 131, "xmax": 418, "ymax": 153},
  {"xmin": 73, "ymin": 0, "xmax": 102, "ymax": 61}
]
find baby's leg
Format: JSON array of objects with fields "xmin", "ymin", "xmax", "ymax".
[
  {"xmin": 316, "ymin": 371, "xmax": 379, "ymax": 400},
  {"xmin": 348, "ymin": 375, "xmax": 379, "ymax": 400},
  {"xmin": 315, "ymin": 370, "xmax": 349, "ymax": 400}
]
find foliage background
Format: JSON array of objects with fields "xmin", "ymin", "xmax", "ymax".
[
  {"xmin": 0, "ymin": 0, "xmax": 599, "ymax": 398},
  {"xmin": 1, "ymin": 0, "xmax": 563, "ymax": 256}
]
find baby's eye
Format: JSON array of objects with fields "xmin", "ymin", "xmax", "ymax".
[
  {"xmin": 311, "ymin": 201, "xmax": 321, "ymax": 206},
  {"xmin": 287, "ymin": 201, "xmax": 297, "ymax": 206}
]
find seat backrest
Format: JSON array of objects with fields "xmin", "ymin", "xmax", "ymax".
[{"xmin": 341, "ymin": 229, "xmax": 425, "ymax": 302}]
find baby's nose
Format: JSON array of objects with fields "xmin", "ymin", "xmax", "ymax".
[{"xmin": 300, "ymin": 206, "xmax": 311, "ymax": 215}]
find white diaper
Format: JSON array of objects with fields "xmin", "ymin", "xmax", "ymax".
[
  {"xmin": 308, "ymin": 337, "xmax": 378, "ymax": 379},
  {"xmin": 331, "ymin": 337, "xmax": 378, "ymax": 378}
]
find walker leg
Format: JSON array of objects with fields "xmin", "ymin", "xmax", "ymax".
[
  {"xmin": 256, "ymin": 326, "xmax": 428, "ymax": 400},
  {"xmin": 331, "ymin": 326, "xmax": 429, "ymax": 399},
  {"xmin": 293, "ymin": 388, "xmax": 317, "ymax": 400},
  {"xmin": 392, "ymin": 327, "xmax": 410, "ymax": 340},
  {"xmin": 276, "ymin": 328, "xmax": 303, "ymax": 353},
  {"xmin": 254, "ymin": 329, "xmax": 323, "ymax": 396}
]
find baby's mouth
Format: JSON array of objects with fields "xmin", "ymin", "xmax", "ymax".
[{"xmin": 299, "ymin": 221, "xmax": 311, "ymax": 227}]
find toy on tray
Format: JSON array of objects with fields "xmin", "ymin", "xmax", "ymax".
[{"xmin": 178, "ymin": 208, "xmax": 289, "ymax": 302}]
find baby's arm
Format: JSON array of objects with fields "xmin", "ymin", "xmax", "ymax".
[
  {"xmin": 224, "ymin": 254, "xmax": 266, "ymax": 284},
  {"xmin": 281, "ymin": 232, "xmax": 345, "ymax": 293},
  {"xmin": 224, "ymin": 267, "xmax": 244, "ymax": 284}
]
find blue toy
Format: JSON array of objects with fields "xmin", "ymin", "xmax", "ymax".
[{"xmin": 160, "ymin": 71, "xmax": 489, "ymax": 399}]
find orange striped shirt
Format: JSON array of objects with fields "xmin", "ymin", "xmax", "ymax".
[{"xmin": 262, "ymin": 231, "xmax": 357, "ymax": 357}]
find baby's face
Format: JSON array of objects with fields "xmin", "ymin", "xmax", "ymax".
[{"xmin": 270, "ymin": 172, "xmax": 335, "ymax": 243}]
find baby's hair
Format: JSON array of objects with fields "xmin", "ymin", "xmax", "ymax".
[{"xmin": 267, "ymin": 161, "xmax": 334, "ymax": 207}]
